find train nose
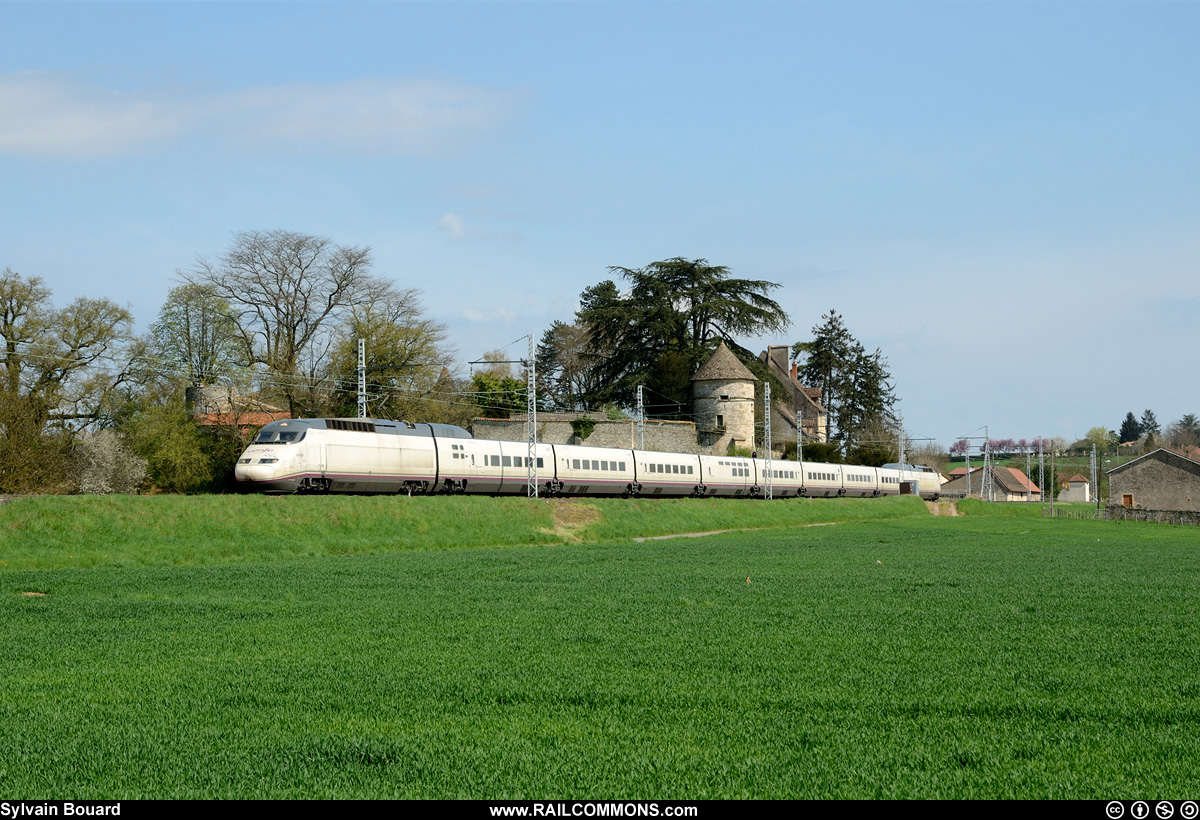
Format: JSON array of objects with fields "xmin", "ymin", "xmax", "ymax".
[{"xmin": 235, "ymin": 463, "xmax": 277, "ymax": 483}]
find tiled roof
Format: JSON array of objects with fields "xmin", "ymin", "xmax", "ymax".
[
  {"xmin": 195, "ymin": 411, "xmax": 290, "ymax": 427},
  {"xmin": 1003, "ymin": 467, "xmax": 1040, "ymax": 493},
  {"xmin": 691, "ymin": 341, "xmax": 756, "ymax": 382}
]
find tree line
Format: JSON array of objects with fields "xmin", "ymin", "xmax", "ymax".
[
  {"xmin": 530, "ymin": 260, "xmax": 899, "ymax": 461},
  {"xmin": 0, "ymin": 230, "xmax": 462, "ymax": 494},
  {"xmin": 1, "ymin": 240, "xmax": 903, "ymax": 494}
]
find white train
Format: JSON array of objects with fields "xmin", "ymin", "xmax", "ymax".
[{"xmin": 235, "ymin": 417, "xmax": 942, "ymax": 500}]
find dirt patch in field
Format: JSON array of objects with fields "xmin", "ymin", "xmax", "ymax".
[
  {"xmin": 19, "ymin": 591, "xmax": 46, "ymax": 597},
  {"xmin": 926, "ymin": 501, "xmax": 960, "ymax": 516},
  {"xmin": 547, "ymin": 499, "xmax": 602, "ymax": 541},
  {"xmin": 634, "ymin": 522, "xmax": 838, "ymax": 542}
]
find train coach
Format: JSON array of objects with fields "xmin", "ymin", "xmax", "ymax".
[{"xmin": 235, "ymin": 417, "xmax": 942, "ymax": 500}]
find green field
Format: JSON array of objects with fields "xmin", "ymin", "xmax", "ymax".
[{"xmin": 2, "ymin": 495, "xmax": 1197, "ymax": 798}]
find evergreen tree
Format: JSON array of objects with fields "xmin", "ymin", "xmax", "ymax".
[
  {"xmin": 1140, "ymin": 409, "xmax": 1160, "ymax": 436},
  {"xmin": 576, "ymin": 258, "xmax": 788, "ymax": 413},
  {"xmin": 792, "ymin": 310, "xmax": 854, "ymax": 436},
  {"xmin": 1118, "ymin": 412, "xmax": 1141, "ymax": 444},
  {"xmin": 793, "ymin": 310, "xmax": 897, "ymax": 448}
]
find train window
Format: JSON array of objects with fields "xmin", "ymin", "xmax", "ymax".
[
  {"xmin": 671, "ymin": 465, "xmax": 678, "ymax": 474},
  {"xmin": 581, "ymin": 460, "xmax": 589, "ymax": 470},
  {"xmin": 491, "ymin": 455, "xmax": 500, "ymax": 467},
  {"xmin": 538, "ymin": 458, "xmax": 544, "ymax": 468},
  {"xmin": 592, "ymin": 460, "xmax": 600, "ymax": 471},
  {"xmin": 573, "ymin": 459, "xmax": 580, "ymax": 470},
  {"xmin": 619, "ymin": 462, "xmax": 626, "ymax": 471},
  {"xmin": 601, "ymin": 461, "xmax": 609, "ymax": 471},
  {"xmin": 687, "ymin": 466, "xmax": 693, "ymax": 474},
  {"xmin": 502, "ymin": 456, "xmax": 512, "ymax": 467}
]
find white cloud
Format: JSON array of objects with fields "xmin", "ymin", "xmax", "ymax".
[
  {"xmin": 0, "ymin": 72, "xmax": 520, "ymax": 158},
  {"xmin": 437, "ymin": 212, "xmax": 467, "ymax": 238},
  {"xmin": 0, "ymin": 73, "xmax": 181, "ymax": 158},
  {"xmin": 435, "ymin": 210, "xmax": 524, "ymax": 243}
]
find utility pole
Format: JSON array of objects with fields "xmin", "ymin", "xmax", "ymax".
[
  {"xmin": 469, "ymin": 339, "xmax": 539, "ymax": 497},
  {"xmin": 637, "ymin": 384, "xmax": 644, "ymax": 450},
  {"xmin": 1039, "ymin": 439, "xmax": 1045, "ymax": 506},
  {"xmin": 979, "ymin": 426, "xmax": 994, "ymax": 502},
  {"xmin": 1049, "ymin": 445, "xmax": 1056, "ymax": 517},
  {"xmin": 357, "ymin": 338, "xmax": 367, "ymax": 419},
  {"xmin": 526, "ymin": 334, "xmax": 537, "ymax": 499},
  {"xmin": 1090, "ymin": 443, "xmax": 1098, "ymax": 507},
  {"xmin": 764, "ymin": 382, "xmax": 772, "ymax": 500},
  {"xmin": 796, "ymin": 407, "xmax": 802, "ymax": 462},
  {"xmin": 1025, "ymin": 449, "xmax": 1032, "ymax": 502}
]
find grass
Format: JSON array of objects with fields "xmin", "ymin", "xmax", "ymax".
[
  {"xmin": 2, "ymin": 497, "xmax": 1198, "ymax": 798},
  {"xmin": 0, "ymin": 494, "xmax": 930, "ymax": 570}
]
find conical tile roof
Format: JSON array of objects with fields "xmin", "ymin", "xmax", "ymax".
[{"xmin": 690, "ymin": 341, "xmax": 756, "ymax": 382}]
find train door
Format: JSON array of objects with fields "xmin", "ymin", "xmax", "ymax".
[{"xmin": 305, "ymin": 436, "xmax": 326, "ymax": 478}]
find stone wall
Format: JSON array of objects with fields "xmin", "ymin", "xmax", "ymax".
[
  {"xmin": 471, "ymin": 414, "xmax": 705, "ymax": 454},
  {"xmin": 1108, "ymin": 450, "xmax": 1200, "ymax": 512},
  {"xmin": 1106, "ymin": 505, "xmax": 1200, "ymax": 526}
]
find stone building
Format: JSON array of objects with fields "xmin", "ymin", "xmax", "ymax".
[
  {"xmin": 758, "ymin": 345, "xmax": 828, "ymax": 445},
  {"xmin": 1058, "ymin": 474, "xmax": 1092, "ymax": 503},
  {"xmin": 1108, "ymin": 448, "xmax": 1200, "ymax": 512},
  {"xmin": 690, "ymin": 342, "xmax": 757, "ymax": 454}
]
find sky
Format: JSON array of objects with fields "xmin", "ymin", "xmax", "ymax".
[{"xmin": 2, "ymin": 0, "xmax": 1197, "ymax": 448}]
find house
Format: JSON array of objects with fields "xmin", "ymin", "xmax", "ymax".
[
  {"xmin": 940, "ymin": 465, "xmax": 1042, "ymax": 502},
  {"xmin": 1108, "ymin": 448, "xmax": 1200, "ymax": 513},
  {"xmin": 757, "ymin": 346, "xmax": 828, "ymax": 444},
  {"xmin": 1058, "ymin": 474, "xmax": 1091, "ymax": 503}
]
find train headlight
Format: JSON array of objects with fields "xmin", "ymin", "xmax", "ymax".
[
  {"xmin": 258, "ymin": 458, "xmax": 278, "ymax": 464},
  {"xmin": 238, "ymin": 458, "xmax": 251, "ymax": 464}
]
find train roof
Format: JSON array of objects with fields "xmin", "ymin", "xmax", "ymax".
[
  {"xmin": 258, "ymin": 418, "xmax": 473, "ymax": 438},
  {"xmin": 882, "ymin": 463, "xmax": 935, "ymax": 472}
]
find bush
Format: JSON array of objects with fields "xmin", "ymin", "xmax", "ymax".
[{"xmin": 75, "ymin": 430, "xmax": 146, "ymax": 494}]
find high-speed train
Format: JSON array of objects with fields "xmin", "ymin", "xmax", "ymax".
[{"xmin": 235, "ymin": 417, "xmax": 942, "ymax": 500}]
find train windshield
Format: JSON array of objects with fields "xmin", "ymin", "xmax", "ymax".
[{"xmin": 254, "ymin": 429, "xmax": 306, "ymax": 444}]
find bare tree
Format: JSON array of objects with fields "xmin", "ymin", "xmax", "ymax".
[
  {"xmin": 537, "ymin": 320, "xmax": 601, "ymax": 411},
  {"xmin": 909, "ymin": 442, "xmax": 949, "ymax": 474},
  {"xmin": 184, "ymin": 230, "xmax": 387, "ymax": 416},
  {"xmin": 0, "ymin": 268, "xmax": 139, "ymax": 492},
  {"xmin": 150, "ymin": 283, "xmax": 242, "ymax": 387},
  {"xmin": 326, "ymin": 286, "xmax": 455, "ymax": 419}
]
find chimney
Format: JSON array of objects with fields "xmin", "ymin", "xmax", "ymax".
[{"xmin": 791, "ymin": 362, "xmax": 798, "ymax": 380}]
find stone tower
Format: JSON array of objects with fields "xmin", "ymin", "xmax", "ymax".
[{"xmin": 691, "ymin": 342, "xmax": 757, "ymax": 454}]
